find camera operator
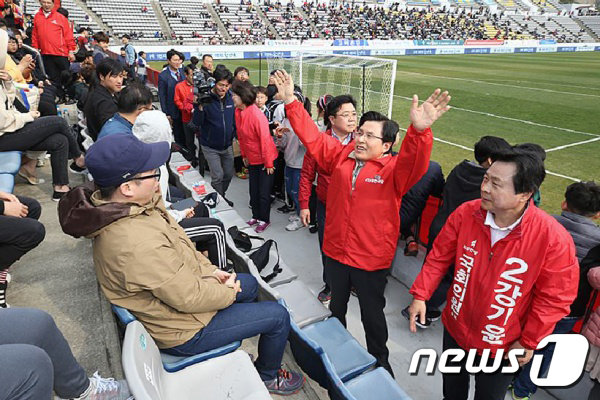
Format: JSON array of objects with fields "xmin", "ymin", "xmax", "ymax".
[{"xmin": 191, "ymin": 66, "xmax": 235, "ymax": 204}]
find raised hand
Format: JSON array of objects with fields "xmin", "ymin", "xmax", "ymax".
[
  {"xmin": 272, "ymin": 70, "xmax": 296, "ymax": 105},
  {"xmin": 410, "ymin": 89, "xmax": 451, "ymax": 132}
]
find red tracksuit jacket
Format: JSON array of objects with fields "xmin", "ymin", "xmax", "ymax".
[
  {"xmin": 410, "ymin": 199, "xmax": 579, "ymax": 354},
  {"xmin": 174, "ymin": 81, "xmax": 194, "ymax": 124},
  {"xmin": 298, "ymin": 129, "xmax": 332, "ymax": 210},
  {"xmin": 31, "ymin": 8, "xmax": 75, "ymax": 57},
  {"xmin": 285, "ymin": 100, "xmax": 432, "ymax": 271},
  {"xmin": 235, "ymin": 104, "xmax": 278, "ymax": 168}
]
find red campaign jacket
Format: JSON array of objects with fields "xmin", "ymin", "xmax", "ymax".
[
  {"xmin": 235, "ymin": 104, "xmax": 278, "ymax": 168},
  {"xmin": 174, "ymin": 81, "xmax": 194, "ymax": 123},
  {"xmin": 285, "ymin": 100, "xmax": 432, "ymax": 271},
  {"xmin": 32, "ymin": 8, "xmax": 75, "ymax": 57},
  {"xmin": 410, "ymin": 199, "xmax": 579, "ymax": 354}
]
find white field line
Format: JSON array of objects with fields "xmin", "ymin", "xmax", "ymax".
[
  {"xmin": 430, "ymin": 135, "xmax": 580, "ymax": 182},
  {"xmin": 479, "ymin": 79, "xmax": 600, "ymax": 91},
  {"xmin": 301, "ymin": 81, "xmax": 600, "ymax": 138},
  {"xmin": 546, "ymin": 137, "xmax": 600, "ymax": 152},
  {"xmin": 395, "ymin": 70, "xmax": 600, "ymax": 99}
]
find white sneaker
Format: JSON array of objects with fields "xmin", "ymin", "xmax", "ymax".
[
  {"xmin": 288, "ymin": 214, "xmax": 300, "ymax": 222},
  {"xmin": 286, "ymin": 218, "xmax": 305, "ymax": 231},
  {"xmin": 56, "ymin": 371, "xmax": 133, "ymax": 400}
]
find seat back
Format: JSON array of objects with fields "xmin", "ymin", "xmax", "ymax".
[
  {"xmin": 112, "ymin": 304, "xmax": 137, "ymax": 325},
  {"xmin": 0, "ymin": 151, "xmax": 22, "ymax": 193},
  {"xmin": 122, "ymin": 321, "xmax": 164, "ymax": 400}
]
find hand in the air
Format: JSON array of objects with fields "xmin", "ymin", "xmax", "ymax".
[{"xmin": 410, "ymin": 89, "xmax": 451, "ymax": 132}]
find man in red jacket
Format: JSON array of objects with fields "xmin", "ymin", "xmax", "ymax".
[
  {"xmin": 31, "ymin": 0, "xmax": 75, "ymax": 87},
  {"xmin": 174, "ymin": 66, "xmax": 198, "ymax": 166},
  {"xmin": 408, "ymin": 150, "xmax": 579, "ymax": 400},
  {"xmin": 273, "ymin": 70, "xmax": 451, "ymax": 376}
]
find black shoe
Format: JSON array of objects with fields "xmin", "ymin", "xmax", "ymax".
[
  {"xmin": 223, "ymin": 197, "xmax": 234, "ymax": 207},
  {"xmin": 0, "ymin": 280, "xmax": 7, "ymax": 308},
  {"xmin": 69, "ymin": 162, "xmax": 87, "ymax": 174},
  {"xmin": 277, "ymin": 204, "xmax": 295, "ymax": 213},
  {"xmin": 401, "ymin": 306, "xmax": 431, "ymax": 328},
  {"xmin": 309, "ymin": 224, "xmax": 318, "ymax": 234},
  {"xmin": 52, "ymin": 190, "xmax": 68, "ymax": 202},
  {"xmin": 426, "ymin": 309, "xmax": 442, "ymax": 322},
  {"xmin": 350, "ymin": 287, "xmax": 357, "ymax": 297}
]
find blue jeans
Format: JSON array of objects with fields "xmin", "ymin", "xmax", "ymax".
[
  {"xmin": 284, "ymin": 166, "xmax": 301, "ymax": 215},
  {"xmin": 163, "ymin": 273, "xmax": 290, "ymax": 381},
  {"xmin": 512, "ymin": 317, "xmax": 580, "ymax": 397},
  {"xmin": 316, "ymin": 199, "xmax": 327, "ymax": 286}
]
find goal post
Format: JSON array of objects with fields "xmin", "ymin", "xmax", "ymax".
[{"xmin": 268, "ymin": 52, "xmax": 397, "ymax": 119}]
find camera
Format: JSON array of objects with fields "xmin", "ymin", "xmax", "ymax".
[{"xmin": 193, "ymin": 70, "xmax": 216, "ymax": 104}]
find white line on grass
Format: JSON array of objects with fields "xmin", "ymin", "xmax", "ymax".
[
  {"xmin": 395, "ymin": 70, "xmax": 600, "ymax": 99},
  {"xmin": 479, "ymin": 79, "xmax": 600, "ymax": 91},
  {"xmin": 429, "ymin": 136, "xmax": 580, "ymax": 182},
  {"xmin": 546, "ymin": 137, "xmax": 600, "ymax": 152}
]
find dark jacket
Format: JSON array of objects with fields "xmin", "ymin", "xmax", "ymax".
[
  {"xmin": 569, "ymin": 245, "xmax": 600, "ymax": 318},
  {"xmin": 554, "ymin": 211, "xmax": 600, "ymax": 262},
  {"xmin": 193, "ymin": 91, "xmax": 236, "ymax": 151},
  {"xmin": 84, "ymin": 85, "xmax": 118, "ymax": 141},
  {"xmin": 158, "ymin": 67, "xmax": 184, "ymax": 119},
  {"xmin": 400, "ymin": 161, "xmax": 444, "ymax": 234},
  {"xmin": 199, "ymin": 66, "xmax": 212, "ymax": 80},
  {"xmin": 428, "ymin": 160, "xmax": 485, "ymax": 249}
]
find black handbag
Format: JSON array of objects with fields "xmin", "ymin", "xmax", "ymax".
[
  {"xmin": 227, "ymin": 226, "xmax": 263, "ymax": 252},
  {"xmin": 249, "ymin": 239, "xmax": 282, "ymax": 283}
]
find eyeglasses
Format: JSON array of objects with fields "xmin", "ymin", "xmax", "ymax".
[
  {"xmin": 129, "ymin": 169, "xmax": 161, "ymax": 182},
  {"xmin": 355, "ymin": 131, "xmax": 384, "ymax": 141},
  {"xmin": 335, "ymin": 112, "xmax": 357, "ymax": 119}
]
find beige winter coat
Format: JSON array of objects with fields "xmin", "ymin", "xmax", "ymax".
[{"xmin": 0, "ymin": 79, "xmax": 34, "ymax": 135}]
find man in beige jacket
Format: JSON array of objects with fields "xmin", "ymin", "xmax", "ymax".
[{"xmin": 59, "ymin": 134, "xmax": 305, "ymax": 395}]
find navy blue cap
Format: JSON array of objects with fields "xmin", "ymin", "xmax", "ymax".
[{"xmin": 85, "ymin": 134, "xmax": 170, "ymax": 187}]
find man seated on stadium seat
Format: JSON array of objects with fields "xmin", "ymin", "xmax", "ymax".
[
  {"xmin": 97, "ymin": 82, "xmax": 153, "ymax": 140},
  {"xmin": 58, "ymin": 134, "xmax": 305, "ymax": 395},
  {"xmin": 0, "ymin": 307, "xmax": 131, "ymax": 400}
]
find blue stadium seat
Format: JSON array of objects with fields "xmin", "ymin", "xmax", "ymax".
[
  {"xmin": 111, "ymin": 304, "xmax": 241, "ymax": 372},
  {"xmin": 283, "ymin": 299, "xmax": 376, "ymax": 387},
  {"xmin": 0, "ymin": 152, "xmax": 22, "ymax": 193}
]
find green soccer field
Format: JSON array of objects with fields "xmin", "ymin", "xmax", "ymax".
[{"xmin": 150, "ymin": 52, "xmax": 600, "ymax": 215}]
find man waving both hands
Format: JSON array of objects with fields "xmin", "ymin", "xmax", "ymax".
[{"xmin": 272, "ymin": 70, "xmax": 451, "ymax": 376}]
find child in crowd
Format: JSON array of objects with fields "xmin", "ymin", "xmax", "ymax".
[{"xmin": 315, "ymin": 94, "xmax": 332, "ymax": 132}]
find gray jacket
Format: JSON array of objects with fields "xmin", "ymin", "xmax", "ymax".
[
  {"xmin": 275, "ymin": 118, "xmax": 305, "ymax": 169},
  {"xmin": 554, "ymin": 211, "xmax": 600, "ymax": 261}
]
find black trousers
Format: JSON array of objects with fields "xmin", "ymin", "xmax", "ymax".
[
  {"xmin": 41, "ymin": 55, "xmax": 69, "ymax": 89},
  {"xmin": 271, "ymin": 152, "xmax": 285, "ymax": 197},
  {"xmin": 182, "ymin": 121, "xmax": 198, "ymax": 164},
  {"xmin": 248, "ymin": 164, "xmax": 274, "ymax": 223},
  {"xmin": 0, "ymin": 116, "xmax": 81, "ymax": 186},
  {"xmin": 179, "ymin": 217, "xmax": 227, "ymax": 270},
  {"xmin": 172, "ymin": 116, "xmax": 185, "ymax": 147},
  {"xmin": 0, "ymin": 196, "xmax": 45, "ymax": 270},
  {"xmin": 442, "ymin": 329, "xmax": 514, "ymax": 400},
  {"xmin": 326, "ymin": 256, "xmax": 393, "ymax": 376}
]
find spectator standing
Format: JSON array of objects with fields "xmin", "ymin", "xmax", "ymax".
[
  {"xmin": 137, "ymin": 51, "xmax": 147, "ymax": 84},
  {"xmin": 76, "ymin": 27, "xmax": 90, "ymax": 49},
  {"xmin": 91, "ymin": 31, "xmax": 110, "ymax": 65},
  {"xmin": 232, "ymin": 80, "xmax": 278, "ymax": 233},
  {"xmin": 98, "ymin": 82, "xmax": 153, "ymax": 139},
  {"xmin": 158, "ymin": 49, "xmax": 185, "ymax": 146},
  {"xmin": 0, "ymin": 191, "xmax": 44, "ymax": 308},
  {"xmin": 187, "ymin": 55, "xmax": 199, "ymax": 71},
  {"xmin": 199, "ymin": 53, "xmax": 213, "ymax": 79},
  {"xmin": 408, "ymin": 151, "xmax": 580, "ymax": 400},
  {"xmin": 192, "ymin": 66, "xmax": 236, "ymax": 203},
  {"xmin": 117, "ymin": 47, "xmax": 127, "ymax": 67},
  {"xmin": 274, "ymin": 70, "xmax": 450, "ymax": 376},
  {"xmin": 298, "ymin": 94, "xmax": 356, "ymax": 304},
  {"xmin": 31, "ymin": 0, "xmax": 75, "ymax": 86},
  {"xmin": 234, "ymin": 66, "xmax": 250, "ymax": 82},
  {"xmin": 121, "ymin": 34, "xmax": 136, "ymax": 81},
  {"xmin": 174, "ymin": 66, "xmax": 198, "ymax": 166},
  {"xmin": 83, "ymin": 58, "xmax": 124, "ymax": 141}
]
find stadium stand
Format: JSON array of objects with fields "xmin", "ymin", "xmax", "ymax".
[
  {"xmin": 159, "ymin": 0, "xmax": 222, "ymax": 43},
  {"xmin": 261, "ymin": 1, "xmax": 312, "ymax": 40},
  {"xmin": 577, "ymin": 16, "xmax": 600, "ymax": 38},
  {"xmin": 85, "ymin": 0, "xmax": 161, "ymax": 39},
  {"xmin": 214, "ymin": 2, "xmax": 272, "ymax": 45},
  {"xmin": 24, "ymin": 0, "xmax": 100, "ymax": 33}
]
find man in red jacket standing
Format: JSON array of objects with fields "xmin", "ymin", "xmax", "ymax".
[
  {"xmin": 31, "ymin": 0, "xmax": 75, "ymax": 87},
  {"xmin": 408, "ymin": 150, "xmax": 579, "ymax": 400},
  {"xmin": 273, "ymin": 70, "xmax": 451, "ymax": 376}
]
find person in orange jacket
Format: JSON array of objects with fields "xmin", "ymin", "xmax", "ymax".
[
  {"xmin": 273, "ymin": 70, "xmax": 451, "ymax": 376},
  {"xmin": 174, "ymin": 66, "xmax": 199, "ymax": 167}
]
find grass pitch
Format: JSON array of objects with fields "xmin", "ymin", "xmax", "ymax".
[{"xmin": 150, "ymin": 52, "xmax": 600, "ymax": 215}]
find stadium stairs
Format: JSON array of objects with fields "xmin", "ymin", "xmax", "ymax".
[
  {"xmin": 575, "ymin": 16, "xmax": 600, "ymax": 41},
  {"xmin": 205, "ymin": 3, "xmax": 233, "ymax": 42},
  {"xmin": 256, "ymin": 5, "xmax": 281, "ymax": 40},
  {"xmin": 297, "ymin": 6, "xmax": 318, "ymax": 38},
  {"xmin": 149, "ymin": 0, "xmax": 174, "ymax": 41}
]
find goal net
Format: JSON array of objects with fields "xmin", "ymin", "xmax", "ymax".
[{"xmin": 268, "ymin": 52, "xmax": 397, "ymax": 118}]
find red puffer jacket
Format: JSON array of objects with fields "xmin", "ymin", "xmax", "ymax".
[
  {"xmin": 31, "ymin": 8, "xmax": 75, "ymax": 57},
  {"xmin": 583, "ymin": 267, "xmax": 600, "ymax": 347},
  {"xmin": 410, "ymin": 199, "xmax": 579, "ymax": 355},
  {"xmin": 285, "ymin": 100, "xmax": 432, "ymax": 271},
  {"xmin": 235, "ymin": 104, "xmax": 278, "ymax": 168}
]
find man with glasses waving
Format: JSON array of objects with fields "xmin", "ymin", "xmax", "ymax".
[
  {"xmin": 59, "ymin": 134, "xmax": 305, "ymax": 396},
  {"xmin": 273, "ymin": 70, "xmax": 451, "ymax": 376}
]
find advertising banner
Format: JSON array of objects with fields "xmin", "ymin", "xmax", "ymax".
[
  {"xmin": 490, "ymin": 47, "xmax": 513, "ymax": 54},
  {"xmin": 557, "ymin": 46, "xmax": 577, "ymax": 52},
  {"xmin": 405, "ymin": 48, "xmax": 436, "ymax": 55},
  {"xmin": 464, "ymin": 48, "xmax": 491, "ymax": 54},
  {"xmin": 332, "ymin": 49, "xmax": 371, "ymax": 56},
  {"xmin": 514, "ymin": 47, "xmax": 537, "ymax": 53},
  {"xmin": 437, "ymin": 48, "xmax": 463, "ymax": 55},
  {"xmin": 243, "ymin": 51, "xmax": 291, "ymax": 59},
  {"xmin": 332, "ymin": 39, "xmax": 369, "ymax": 47},
  {"xmin": 465, "ymin": 39, "xmax": 504, "ymax": 46},
  {"xmin": 414, "ymin": 40, "xmax": 464, "ymax": 46}
]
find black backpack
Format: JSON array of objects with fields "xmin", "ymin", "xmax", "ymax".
[
  {"xmin": 249, "ymin": 239, "xmax": 282, "ymax": 283},
  {"xmin": 227, "ymin": 226, "xmax": 263, "ymax": 253}
]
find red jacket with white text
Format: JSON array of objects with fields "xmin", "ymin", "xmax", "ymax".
[
  {"xmin": 410, "ymin": 199, "xmax": 579, "ymax": 354},
  {"xmin": 32, "ymin": 8, "xmax": 75, "ymax": 57},
  {"xmin": 285, "ymin": 100, "xmax": 432, "ymax": 271}
]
